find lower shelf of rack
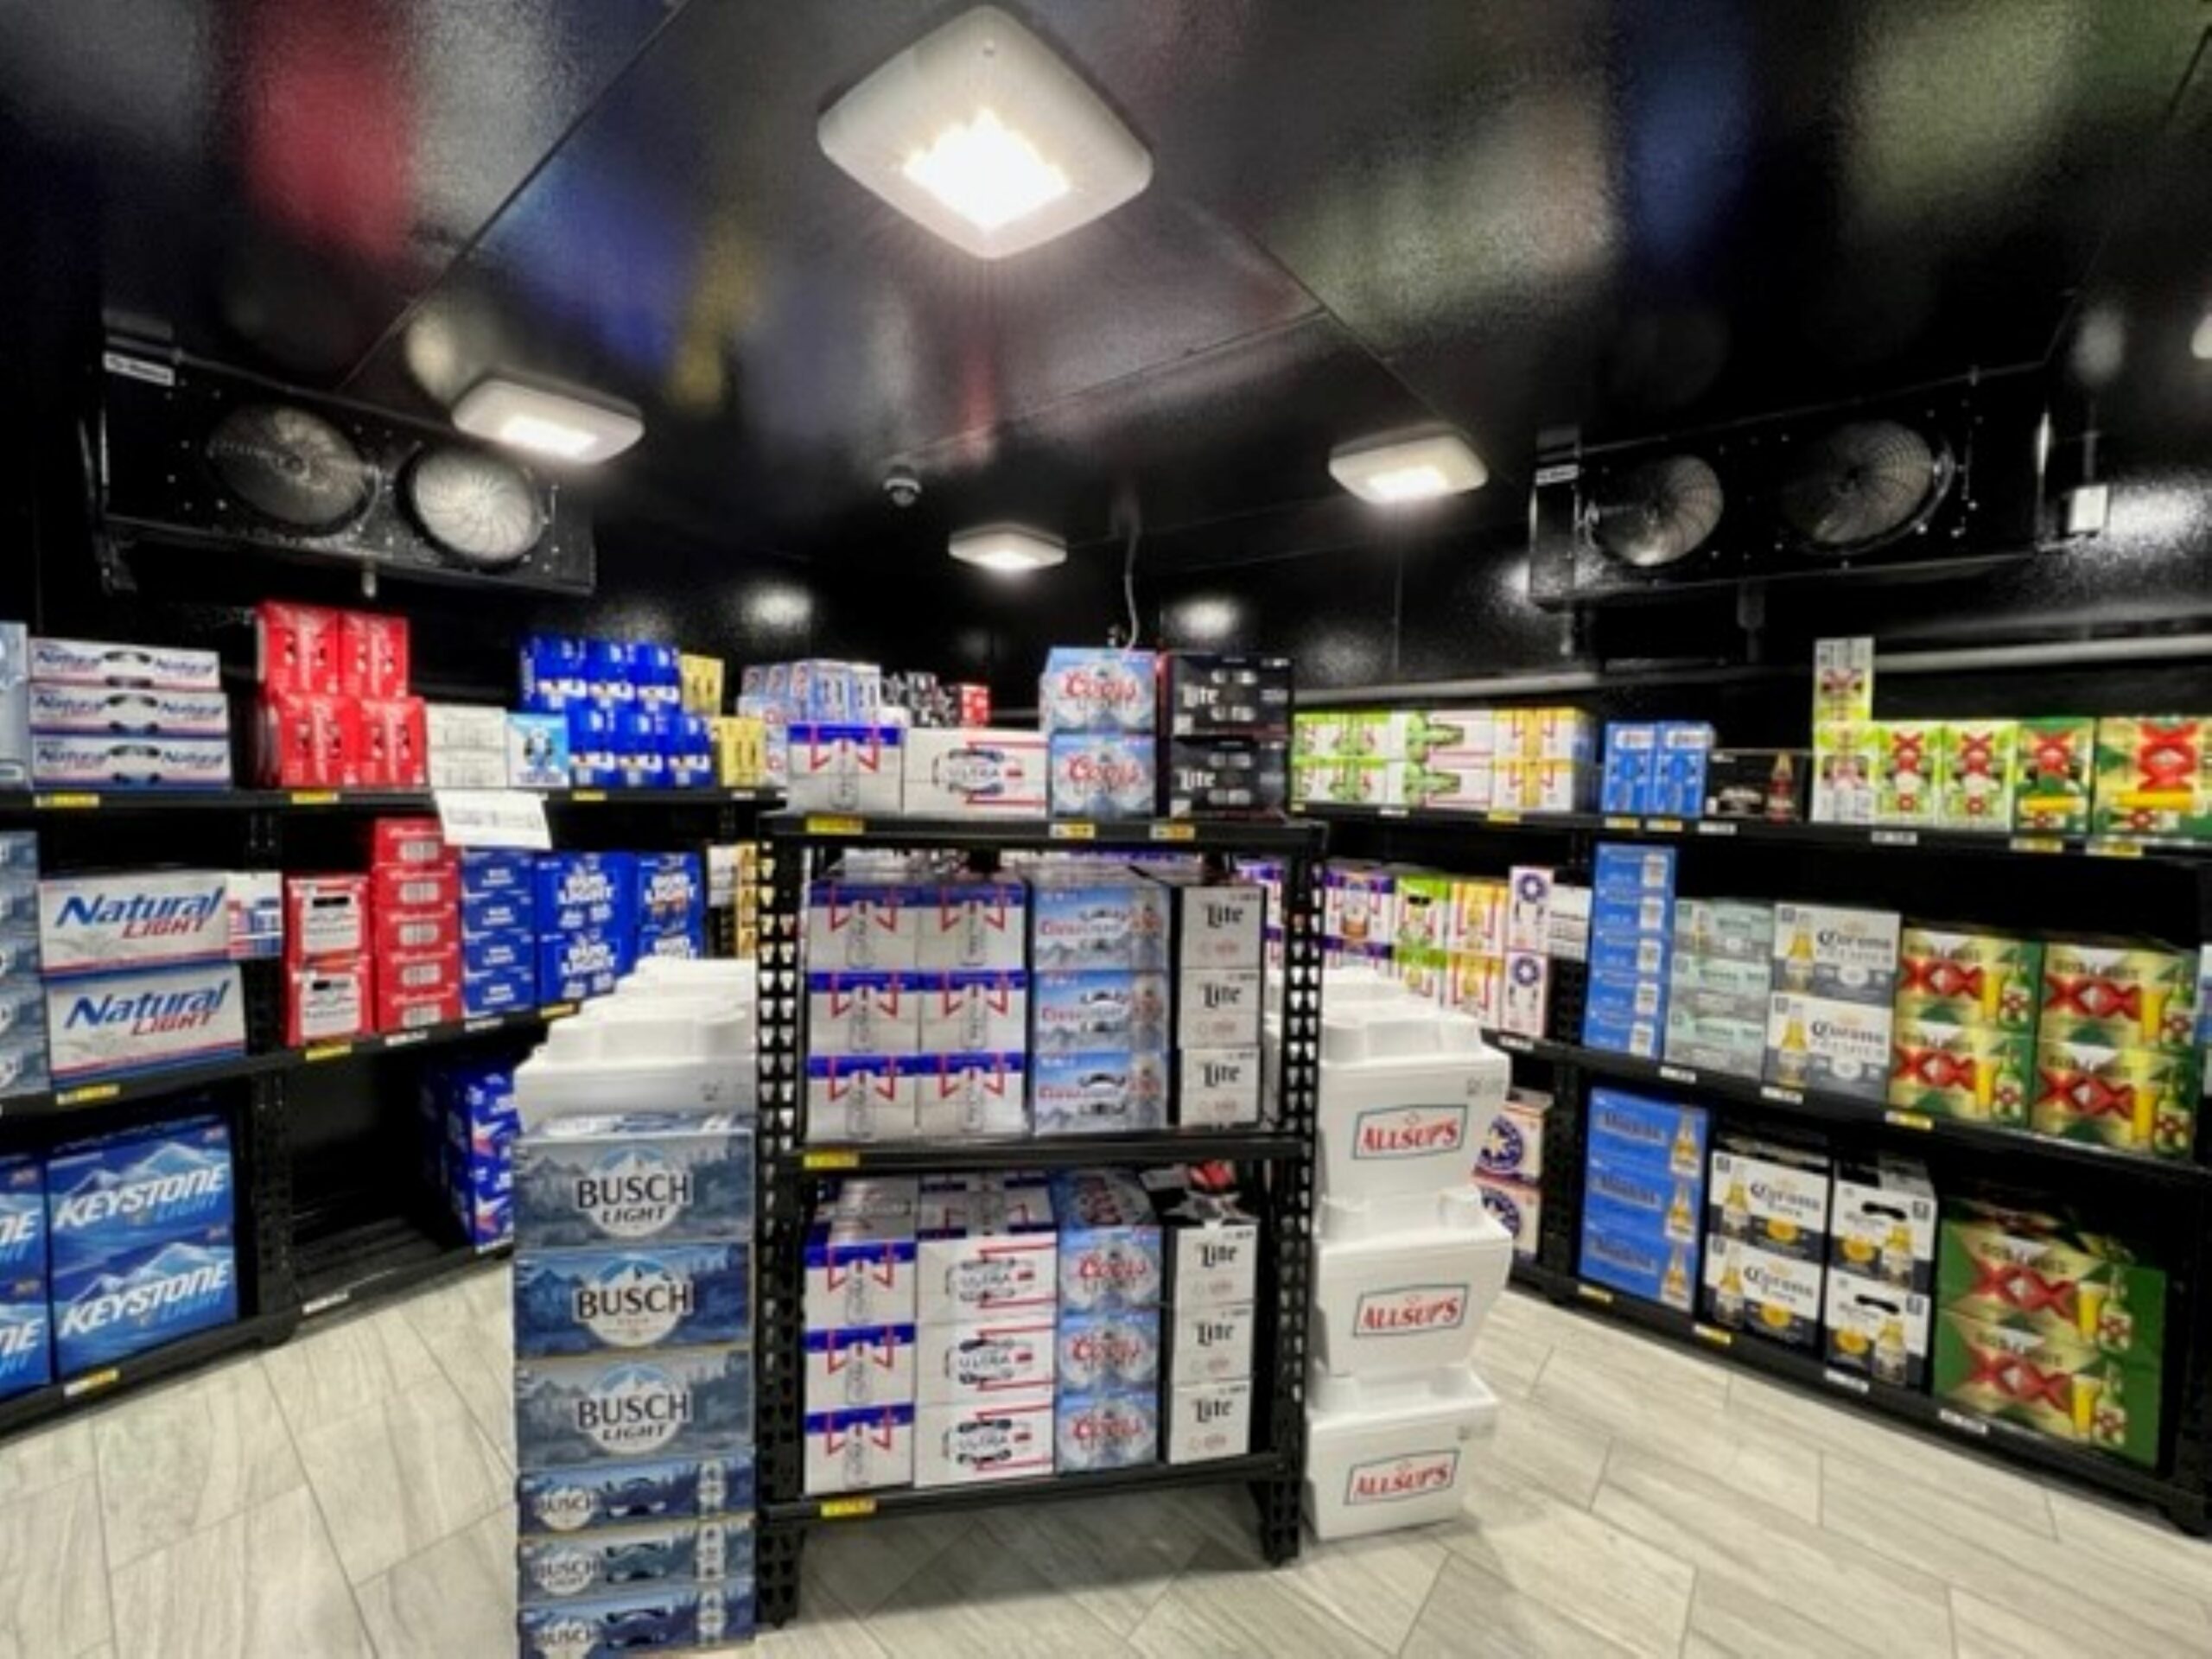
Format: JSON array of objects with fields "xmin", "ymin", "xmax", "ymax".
[
  {"xmin": 0, "ymin": 1310, "xmax": 297, "ymax": 1439},
  {"xmin": 296, "ymin": 1214, "xmax": 512, "ymax": 1320},
  {"xmin": 1509, "ymin": 1262, "xmax": 2206, "ymax": 1529},
  {"xmin": 763, "ymin": 1450, "xmax": 1290, "ymax": 1527}
]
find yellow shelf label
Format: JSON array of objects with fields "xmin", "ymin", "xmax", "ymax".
[
  {"xmin": 570, "ymin": 789, "xmax": 609, "ymax": 804},
  {"xmin": 302, "ymin": 1042, "xmax": 354, "ymax": 1064},
  {"xmin": 1050, "ymin": 821, "xmax": 1096, "ymax": 841},
  {"xmin": 62, "ymin": 1367, "xmax": 120, "ymax": 1399},
  {"xmin": 804, "ymin": 1148, "xmax": 862, "ymax": 1172},
  {"xmin": 1602, "ymin": 816, "xmax": 1639, "ymax": 830},
  {"xmin": 1149, "ymin": 823, "xmax": 1197, "ymax": 842},
  {"xmin": 55, "ymin": 1083, "xmax": 122, "ymax": 1108},
  {"xmin": 2087, "ymin": 838, "xmax": 2145, "ymax": 860},
  {"xmin": 819, "ymin": 1497, "xmax": 877, "ymax": 1520},
  {"xmin": 289, "ymin": 790, "xmax": 340, "ymax": 806},
  {"xmin": 2008, "ymin": 836, "xmax": 2063, "ymax": 855},
  {"xmin": 1692, "ymin": 1323, "xmax": 1733, "ymax": 1348},
  {"xmin": 1644, "ymin": 817, "xmax": 1684, "ymax": 834},
  {"xmin": 540, "ymin": 1001, "xmax": 580, "ymax": 1020},
  {"xmin": 35, "ymin": 793, "xmax": 100, "ymax": 810},
  {"xmin": 1576, "ymin": 1281, "xmax": 1614, "ymax": 1306},
  {"xmin": 1884, "ymin": 1109, "xmax": 1934, "ymax": 1132},
  {"xmin": 806, "ymin": 815, "xmax": 864, "ymax": 836},
  {"xmin": 1486, "ymin": 809, "xmax": 1522, "ymax": 825}
]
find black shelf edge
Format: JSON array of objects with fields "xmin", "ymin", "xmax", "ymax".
[
  {"xmin": 299, "ymin": 1236, "xmax": 512, "ymax": 1320},
  {"xmin": 764, "ymin": 810, "xmax": 1325, "ymax": 853},
  {"xmin": 1486, "ymin": 1030, "xmax": 2212, "ymax": 1190},
  {"xmin": 0, "ymin": 1309, "xmax": 297, "ymax": 1438},
  {"xmin": 1508, "ymin": 1262, "xmax": 2197, "ymax": 1519},
  {"xmin": 782, "ymin": 1128, "xmax": 1307, "ymax": 1174},
  {"xmin": 762, "ymin": 1451, "xmax": 1287, "ymax": 1527},
  {"xmin": 0, "ymin": 786, "xmax": 781, "ymax": 816},
  {"xmin": 1302, "ymin": 802, "xmax": 2212, "ymax": 868},
  {"xmin": 2, "ymin": 1002, "xmax": 576, "ymax": 1121}
]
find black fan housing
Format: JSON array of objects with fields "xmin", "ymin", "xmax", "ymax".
[
  {"xmin": 1588, "ymin": 454, "xmax": 1726, "ymax": 569},
  {"xmin": 1778, "ymin": 420, "xmax": 1955, "ymax": 556}
]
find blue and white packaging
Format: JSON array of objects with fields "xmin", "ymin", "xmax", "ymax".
[
  {"xmin": 454, "ymin": 1191, "xmax": 513, "ymax": 1247},
  {"xmin": 462, "ymin": 890, "xmax": 534, "ymax": 936},
  {"xmin": 518, "ymin": 1452, "xmax": 754, "ymax": 1535},
  {"xmin": 45, "ymin": 963, "xmax": 245, "ymax": 1082},
  {"xmin": 1039, "ymin": 648, "xmax": 1157, "ymax": 734},
  {"xmin": 0, "ymin": 1036, "xmax": 48, "ymax": 1099},
  {"xmin": 27, "ymin": 684, "xmax": 229, "ymax": 738},
  {"xmin": 912, "ymin": 1390, "xmax": 1052, "ymax": 1486},
  {"xmin": 0, "ymin": 928, "xmax": 39, "ymax": 982},
  {"xmin": 539, "ymin": 931, "xmax": 629, "ymax": 1003},
  {"xmin": 30, "ymin": 734, "xmax": 232, "ymax": 790},
  {"xmin": 805, "ymin": 1055, "xmax": 918, "ymax": 1142},
  {"xmin": 805, "ymin": 880, "xmax": 920, "ymax": 971},
  {"xmin": 0, "ymin": 832, "xmax": 36, "ymax": 878},
  {"xmin": 803, "ymin": 1402, "xmax": 915, "ymax": 1494},
  {"xmin": 633, "ymin": 923, "xmax": 703, "ymax": 963},
  {"xmin": 1652, "ymin": 722, "xmax": 1716, "ymax": 817},
  {"xmin": 1584, "ymin": 972, "xmax": 1668, "ymax": 1029},
  {"xmin": 910, "ymin": 1052, "xmax": 1028, "ymax": 1139},
  {"xmin": 633, "ymin": 854, "xmax": 702, "ymax": 931},
  {"xmin": 29, "ymin": 636, "xmax": 221, "ymax": 692},
  {"xmin": 51, "ymin": 1224, "xmax": 238, "ymax": 1373},
  {"xmin": 0, "ymin": 979, "xmax": 43, "ymax": 1041},
  {"xmin": 517, "ymin": 1517, "xmax": 742, "ymax": 1604},
  {"xmin": 516, "ymin": 1243, "xmax": 750, "ymax": 1357},
  {"xmin": 1032, "ymin": 970, "xmax": 1167, "ymax": 1056},
  {"xmin": 568, "ymin": 706, "xmax": 619, "ymax": 787},
  {"xmin": 1055, "ymin": 1307, "xmax": 1160, "ymax": 1391},
  {"xmin": 506, "ymin": 713, "xmax": 572, "ymax": 788},
  {"xmin": 917, "ymin": 972, "xmax": 1027, "ymax": 1054},
  {"xmin": 521, "ymin": 636, "xmax": 590, "ymax": 713},
  {"xmin": 1591, "ymin": 889, "xmax": 1675, "ymax": 940},
  {"xmin": 461, "ymin": 930, "xmax": 534, "ymax": 976},
  {"xmin": 1579, "ymin": 1215, "xmax": 1696, "ymax": 1312},
  {"xmin": 1027, "ymin": 874, "xmax": 1169, "ymax": 970},
  {"xmin": 1586, "ymin": 1089, "xmax": 1708, "ymax": 1177},
  {"xmin": 460, "ymin": 849, "xmax": 534, "ymax": 898},
  {"xmin": 518, "ymin": 1579, "xmax": 751, "ymax": 1658},
  {"xmin": 914, "ymin": 879, "xmax": 1027, "ymax": 971},
  {"xmin": 1052, "ymin": 1170, "xmax": 1163, "ymax": 1312},
  {"xmin": 803, "ymin": 1324, "xmax": 916, "ymax": 1410},
  {"xmin": 46, "ymin": 1117, "xmax": 233, "ymax": 1274},
  {"xmin": 1592, "ymin": 844, "xmax": 1676, "ymax": 899},
  {"xmin": 1588, "ymin": 931, "xmax": 1669, "ymax": 981},
  {"xmin": 1048, "ymin": 734, "xmax": 1157, "ymax": 819},
  {"xmin": 806, "ymin": 974, "xmax": 921, "ymax": 1057},
  {"xmin": 0, "ymin": 1288, "xmax": 49, "ymax": 1398},
  {"xmin": 0, "ymin": 626, "xmax": 25, "ymax": 786},
  {"xmin": 38, "ymin": 870, "xmax": 231, "ymax": 977},
  {"xmin": 536, "ymin": 853, "xmax": 637, "ymax": 937},
  {"xmin": 513, "ymin": 1343, "xmax": 753, "ymax": 1469},
  {"xmin": 0, "ymin": 1158, "xmax": 45, "ymax": 1279},
  {"xmin": 1583, "ymin": 1008, "xmax": 1663, "ymax": 1059},
  {"xmin": 1600, "ymin": 724, "xmax": 1658, "ymax": 814},
  {"xmin": 465, "ymin": 966, "xmax": 537, "ymax": 1015},
  {"xmin": 1053, "ymin": 1389, "xmax": 1159, "ymax": 1471},
  {"xmin": 515, "ymin": 1115, "xmax": 753, "ymax": 1248},
  {"xmin": 1031, "ymin": 1050, "xmax": 1169, "ymax": 1136},
  {"xmin": 802, "ymin": 1213, "xmax": 917, "ymax": 1331}
]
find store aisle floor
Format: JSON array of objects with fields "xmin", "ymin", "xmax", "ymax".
[{"xmin": 10, "ymin": 1272, "xmax": 2208, "ymax": 1657}]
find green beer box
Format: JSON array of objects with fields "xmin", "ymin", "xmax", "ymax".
[
  {"xmin": 2031, "ymin": 1034, "xmax": 2198, "ymax": 1161},
  {"xmin": 1887, "ymin": 1014, "xmax": 2031, "ymax": 1125},
  {"xmin": 1936, "ymin": 1205, "xmax": 2165, "ymax": 1364},
  {"xmin": 2039, "ymin": 938, "xmax": 2198, "ymax": 1054},
  {"xmin": 1895, "ymin": 925, "xmax": 2042, "ymax": 1035},
  {"xmin": 2013, "ymin": 716, "xmax": 2096, "ymax": 835},
  {"xmin": 1934, "ymin": 1310, "xmax": 2160, "ymax": 1468},
  {"xmin": 1395, "ymin": 874, "xmax": 1456, "ymax": 957}
]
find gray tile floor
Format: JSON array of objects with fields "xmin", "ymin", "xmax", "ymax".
[{"xmin": 10, "ymin": 1268, "xmax": 2210, "ymax": 1656}]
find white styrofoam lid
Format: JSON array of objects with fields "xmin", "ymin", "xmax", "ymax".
[
  {"xmin": 1319, "ymin": 1002, "xmax": 1489, "ymax": 1065},
  {"xmin": 1318, "ymin": 1185, "xmax": 1496, "ymax": 1246},
  {"xmin": 1307, "ymin": 1360, "xmax": 1500, "ymax": 1425},
  {"xmin": 536, "ymin": 1009, "xmax": 749, "ymax": 1065}
]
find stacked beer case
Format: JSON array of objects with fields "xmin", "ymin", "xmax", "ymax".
[
  {"xmin": 1147, "ymin": 1169, "xmax": 1261, "ymax": 1463},
  {"xmin": 798, "ymin": 1177, "xmax": 919, "ymax": 1494},
  {"xmin": 460, "ymin": 851, "xmax": 538, "ymax": 1017},
  {"xmin": 512, "ymin": 1112, "xmax": 756, "ymax": 1655},
  {"xmin": 1580, "ymin": 1089, "xmax": 1708, "ymax": 1313},
  {"xmin": 1583, "ymin": 844, "xmax": 1677, "ymax": 1059},
  {"xmin": 0, "ymin": 833, "xmax": 44, "ymax": 1100}
]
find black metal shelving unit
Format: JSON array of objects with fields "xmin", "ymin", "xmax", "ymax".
[
  {"xmin": 1313, "ymin": 799, "xmax": 2212, "ymax": 1535},
  {"xmin": 0, "ymin": 785, "xmax": 778, "ymax": 1440},
  {"xmin": 751, "ymin": 810, "xmax": 1327, "ymax": 1626}
]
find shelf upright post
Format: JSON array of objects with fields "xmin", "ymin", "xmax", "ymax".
[
  {"xmin": 2170, "ymin": 862, "xmax": 2212, "ymax": 1534},
  {"xmin": 753, "ymin": 824, "xmax": 810, "ymax": 1626}
]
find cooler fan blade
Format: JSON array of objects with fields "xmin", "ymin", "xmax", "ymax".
[
  {"xmin": 1590, "ymin": 454, "xmax": 1725, "ymax": 569},
  {"xmin": 1779, "ymin": 420, "xmax": 1948, "ymax": 553},
  {"xmin": 403, "ymin": 447, "xmax": 545, "ymax": 569},
  {"xmin": 204, "ymin": 404, "xmax": 374, "ymax": 531}
]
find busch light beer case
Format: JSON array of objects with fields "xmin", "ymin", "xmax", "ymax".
[
  {"xmin": 518, "ymin": 1516, "xmax": 747, "ymax": 1604},
  {"xmin": 514, "ymin": 1116, "xmax": 752, "ymax": 1248},
  {"xmin": 516, "ymin": 1244, "xmax": 751, "ymax": 1357},
  {"xmin": 518, "ymin": 1452, "xmax": 755, "ymax": 1537},
  {"xmin": 514, "ymin": 1343, "xmax": 753, "ymax": 1469},
  {"xmin": 518, "ymin": 1580, "xmax": 751, "ymax": 1659}
]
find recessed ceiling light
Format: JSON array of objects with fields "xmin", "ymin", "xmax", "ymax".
[
  {"xmin": 452, "ymin": 376, "xmax": 643, "ymax": 464},
  {"xmin": 1328, "ymin": 430, "xmax": 1488, "ymax": 504},
  {"xmin": 949, "ymin": 524, "xmax": 1066, "ymax": 573},
  {"xmin": 817, "ymin": 6, "xmax": 1152, "ymax": 260}
]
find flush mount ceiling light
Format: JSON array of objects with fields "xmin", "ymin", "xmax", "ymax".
[
  {"xmin": 817, "ymin": 5, "xmax": 1152, "ymax": 260},
  {"xmin": 1329, "ymin": 430, "xmax": 1489, "ymax": 504},
  {"xmin": 949, "ymin": 524, "xmax": 1066, "ymax": 573},
  {"xmin": 451, "ymin": 376, "xmax": 643, "ymax": 464}
]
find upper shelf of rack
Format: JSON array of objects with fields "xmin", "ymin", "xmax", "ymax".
[
  {"xmin": 0, "ymin": 787, "xmax": 782, "ymax": 815},
  {"xmin": 761, "ymin": 811, "xmax": 1326, "ymax": 852}
]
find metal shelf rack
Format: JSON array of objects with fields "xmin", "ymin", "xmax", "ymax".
[{"xmin": 751, "ymin": 812, "xmax": 1328, "ymax": 1625}]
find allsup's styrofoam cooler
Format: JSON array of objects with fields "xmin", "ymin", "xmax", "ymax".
[
  {"xmin": 1314, "ymin": 998, "xmax": 1510, "ymax": 1214},
  {"xmin": 513, "ymin": 1004, "xmax": 754, "ymax": 1128},
  {"xmin": 1312, "ymin": 1188, "xmax": 1514, "ymax": 1376},
  {"xmin": 1304, "ymin": 1363, "xmax": 1499, "ymax": 1540}
]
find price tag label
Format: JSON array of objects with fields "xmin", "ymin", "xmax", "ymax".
[
  {"xmin": 1575, "ymin": 1281, "xmax": 1614, "ymax": 1305},
  {"xmin": 1149, "ymin": 822, "xmax": 1198, "ymax": 841},
  {"xmin": 382, "ymin": 1030, "xmax": 429, "ymax": 1050},
  {"xmin": 805, "ymin": 816, "xmax": 863, "ymax": 836},
  {"xmin": 435, "ymin": 789, "xmax": 552, "ymax": 851},
  {"xmin": 1759, "ymin": 1084, "xmax": 1804, "ymax": 1106},
  {"xmin": 1658, "ymin": 1064, "xmax": 1698, "ymax": 1085},
  {"xmin": 1644, "ymin": 817, "xmax": 1684, "ymax": 834},
  {"xmin": 804, "ymin": 1148, "xmax": 862, "ymax": 1172},
  {"xmin": 1871, "ymin": 828, "xmax": 1920, "ymax": 847},
  {"xmin": 464, "ymin": 1016, "xmax": 504, "ymax": 1034},
  {"xmin": 289, "ymin": 790, "xmax": 340, "ymax": 807},
  {"xmin": 1691, "ymin": 1323, "xmax": 1732, "ymax": 1348},
  {"xmin": 1050, "ymin": 822, "xmax": 1097, "ymax": 841},
  {"xmin": 819, "ymin": 1497, "xmax": 878, "ymax": 1520},
  {"xmin": 34, "ymin": 793, "xmax": 101, "ymax": 810},
  {"xmin": 1695, "ymin": 820, "xmax": 1737, "ymax": 837},
  {"xmin": 1884, "ymin": 1109, "xmax": 1933, "ymax": 1132},
  {"xmin": 1602, "ymin": 816, "xmax": 1640, "ymax": 831},
  {"xmin": 63, "ymin": 1367, "xmax": 120, "ymax": 1399},
  {"xmin": 1938, "ymin": 1407, "xmax": 1990, "ymax": 1438},
  {"xmin": 302, "ymin": 1290, "xmax": 352, "ymax": 1318},
  {"xmin": 2008, "ymin": 836, "xmax": 2063, "ymax": 855},
  {"xmin": 1822, "ymin": 1369, "xmax": 1872, "ymax": 1395},
  {"xmin": 569, "ymin": 788, "xmax": 609, "ymax": 804},
  {"xmin": 475, "ymin": 1237, "xmax": 509, "ymax": 1256},
  {"xmin": 2087, "ymin": 838, "xmax": 2145, "ymax": 860},
  {"xmin": 55, "ymin": 1083, "xmax": 122, "ymax": 1108},
  {"xmin": 1495, "ymin": 1033, "xmax": 1533, "ymax": 1054},
  {"xmin": 540, "ymin": 1001, "xmax": 580, "ymax": 1020},
  {"xmin": 302, "ymin": 1042, "xmax": 354, "ymax": 1064},
  {"xmin": 1486, "ymin": 809, "xmax": 1522, "ymax": 825}
]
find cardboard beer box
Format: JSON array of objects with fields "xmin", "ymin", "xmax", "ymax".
[
  {"xmin": 1813, "ymin": 638, "xmax": 1875, "ymax": 727},
  {"xmin": 1706, "ymin": 1137, "xmax": 1831, "ymax": 1262},
  {"xmin": 1394, "ymin": 874, "xmax": 1456, "ymax": 958},
  {"xmin": 2093, "ymin": 715, "xmax": 2209, "ymax": 840},
  {"xmin": 1764, "ymin": 992, "xmax": 1891, "ymax": 1102},
  {"xmin": 1600, "ymin": 723, "xmax": 1657, "ymax": 814},
  {"xmin": 2030, "ymin": 1035, "xmax": 2198, "ymax": 1160},
  {"xmin": 1871, "ymin": 721, "xmax": 1944, "ymax": 827},
  {"xmin": 1896, "ymin": 925, "xmax": 2043, "ymax": 1034},
  {"xmin": 1702, "ymin": 1234, "xmax": 1822, "ymax": 1349},
  {"xmin": 1811, "ymin": 722, "xmax": 1877, "ymax": 826},
  {"xmin": 1703, "ymin": 748, "xmax": 1808, "ymax": 823},
  {"xmin": 1770, "ymin": 903, "xmax": 1900, "ymax": 1007},
  {"xmin": 2038, "ymin": 938, "xmax": 2197, "ymax": 1053},
  {"xmin": 1934, "ymin": 1310, "xmax": 2159, "ymax": 1466},
  {"xmin": 1825, "ymin": 1272, "xmax": 1931, "ymax": 1388},
  {"xmin": 2012, "ymin": 716, "xmax": 2097, "ymax": 835},
  {"xmin": 1473, "ymin": 1174, "xmax": 1541, "ymax": 1258},
  {"xmin": 1674, "ymin": 899, "xmax": 1774, "ymax": 965},
  {"xmin": 1408, "ymin": 709, "xmax": 1496, "ymax": 767},
  {"xmin": 1451, "ymin": 878, "xmax": 1507, "ymax": 958},
  {"xmin": 1443, "ymin": 952, "xmax": 1502, "ymax": 1028},
  {"xmin": 1937, "ymin": 721, "xmax": 2017, "ymax": 830},
  {"xmin": 1888, "ymin": 1014, "xmax": 2031, "ymax": 1125},
  {"xmin": 1477, "ymin": 1088, "xmax": 1549, "ymax": 1185},
  {"xmin": 1936, "ymin": 1205, "xmax": 2166, "ymax": 1363},
  {"xmin": 1827, "ymin": 1158, "xmax": 1937, "ymax": 1291}
]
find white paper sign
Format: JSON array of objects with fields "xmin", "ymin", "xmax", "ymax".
[{"xmin": 434, "ymin": 789, "xmax": 551, "ymax": 850}]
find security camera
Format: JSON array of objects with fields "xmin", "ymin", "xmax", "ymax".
[{"xmin": 883, "ymin": 466, "xmax": 922, "ymax": 508}]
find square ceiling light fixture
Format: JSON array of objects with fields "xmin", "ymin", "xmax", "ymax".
[
  {"xmin": 949, "ymin": 524, "xmax": 1066, "ymax": 573},
  {"xmin": 817, "ymin": 6, "xmax": 1153, "ymax": 260},
  {"xmin": 1329, "ymin": 429, "xmax": 1489, "ymax": 504},
  {"xmin": 452, "ymin": 376, "xmax": 643, "ymax": 464}
]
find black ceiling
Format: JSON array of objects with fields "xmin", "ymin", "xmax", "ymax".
[{"xmin": 5, "ymin": 1, "xmax": 2208, "ymax": 567}]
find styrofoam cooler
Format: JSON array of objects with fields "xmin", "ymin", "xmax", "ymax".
[
  {"xmin": 1314, "ymin": 998, "xmax": 1510, "ymax": 1216},
  {"xmin": 512, "ymin": 1004, "xmax": 754, "ymax": 1128},
  {"xmin": 1305, "ymin": 1363, "xmax": 1499, "ymax": 1540},
  {"xmin": 1312, "ymin": 1188, "xmax": 1513, "ymax": 1376},
  {"xmin": 1263, "ymin": 963, "xmax": 1419, "ymax": 1116}
]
